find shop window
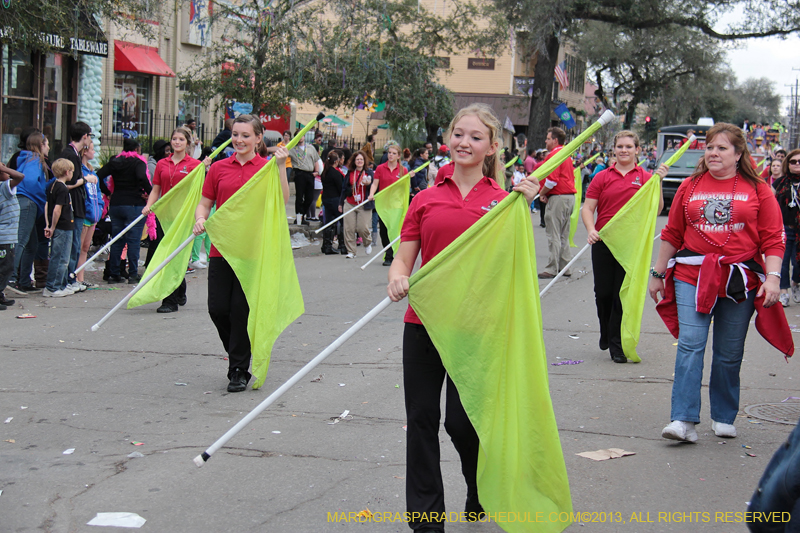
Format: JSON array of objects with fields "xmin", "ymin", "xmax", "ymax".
[
  {"xmin": 178, "ymin": 81, "xmax": 202, "ymax": 125},
  {"xmin": 113, "ymin": 73, "xmax": 150, "ymax": 139}
]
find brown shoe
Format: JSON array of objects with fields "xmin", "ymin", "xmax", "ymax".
[{"xmin": 538, "ymin": 272, "xmax": 556, "ymax": 279}]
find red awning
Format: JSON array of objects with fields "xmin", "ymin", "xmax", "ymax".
[{"xmin": 114, "ymin": 41, "xmax": 175, "ymax": 77}]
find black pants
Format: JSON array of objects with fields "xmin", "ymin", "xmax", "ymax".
[
  {"xmin": 378, "ymin": 212, "xmax": 393, "ymax": 261},
  {"xmin": 403, "ymin": 323, "xmax": 479, "ymax": 532},
  {"xmin": 294, "ymin": 170, "xmax": 315, "ymax": 217},
  {"xmin": 208, "ymin": 257, "xmax": 251, "ymax": 381},
  {"xmin": 591, "ymin": 240, "xmax": 625, "ymax": 357},
  {"xmin": 145, "ymin": 219, "xmax": 187, "ymax": 308}
]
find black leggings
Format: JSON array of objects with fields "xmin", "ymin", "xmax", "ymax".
[
  {"xmin": 294, "ymin": 170, "xmax": 315, "ymax": 217},
  {"xmin": 403, "ymin": 323, "xmax": 479, "ymax": 531},
  {"xmin": 591, "ymin": 240, "xmax": 625, "ymax": 357},
  {"xmin": 378, "ymin": 213, "xmax": 393, "ymax": 261},
  {"xmin": 208, "ymin": 257, "xmax": 251, "ymax": 380}
]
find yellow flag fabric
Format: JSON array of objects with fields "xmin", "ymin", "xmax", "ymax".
[
  {"xmin": 597, "ymin": 176, "xmax": 661, "ymax": 363},
  {"xmin": 374, "ymin": 173, "xmax": 410, "ymax": 253},
  {"xmin": 408, "ymin": 192, "xmax": 572, "ymax": 533},
  {"xmin": 127, "ymin": 164, "xmax": 206, "ymax": 309},
  {"xmin": 204, "ymin": 160, "xmax": 304, "ymax": 389}
]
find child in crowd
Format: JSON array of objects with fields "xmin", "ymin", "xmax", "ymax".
[
  {"xmin": 43, "ymin": 159, "xmax": 75, "ymax": 297},
  {"xmin": 512, "ymin": 160, "xmax": 526, "ymax": 188},
  {"xmin": 0, "ymin": 163, "xmax": 26, "ymax": 309}
]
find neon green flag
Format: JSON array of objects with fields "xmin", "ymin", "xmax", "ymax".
[
  {"xmin": 127, "ymin": 164, "xmax": 206, "ymax": 309},
  {"xmin": 568, "ymin": 153, "xmax": 600, "ymax": 247},
  {"xmin": 408, "ymin": 192, "xmax": 572, "ymax": 533},
  {"xmin": 374, "ymin": 172, "xmax": 410, "ymax": 254},
  {"xmin": 598, "ymin": 141, "xmax": 693, "ymax": 362},
  {"xmin": 204, "ymin": 160, "xmax": 304, "ymax": 389}
]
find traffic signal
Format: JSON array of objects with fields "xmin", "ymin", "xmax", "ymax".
[{"xmin": 645, "ymin": 116, "xmax": 657, "ymax": 131}]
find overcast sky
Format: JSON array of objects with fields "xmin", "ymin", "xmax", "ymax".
[{"xmin": 727, "ymin": 35, "xmax": 800, "ymax": 114}]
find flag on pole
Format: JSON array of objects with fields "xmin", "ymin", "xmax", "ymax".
[
  {"xmin": 202, "ymin": 119, "xmax": 320, "ymax": 389},
  {"xmin": 554, "ymin": 103, "xmax": 576, "ymax": 130},
  {"xmin": 504, "ymin": 115, "xmax": 516, "ymax": 133},
  {"xmin": 408, "ymin": 191, "xmax": 572, "ymax": 533},
  {"xmin": 127, "ymin": 164, "xmax": 206, "ymax": 309},
  {"xmin": 373, "ymin": 173, "xmax": 411, "ymax": 255},
  {"xmin": 598, "ymin": 139, "xmax": 694, "ymax": 362},
  {"xmin": 554, "ymin": 61, "xmax": 569, "ymax": 90}
]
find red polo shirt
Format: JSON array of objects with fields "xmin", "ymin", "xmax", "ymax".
[
  {"xmin": 401, "ymin": 175, "xmax": 508, "ymax": 324},
  {"xmin": 373, "ymin": 161, "xmax": 407, "ymax": 191},
  {"xmin": 201, "ymin": 154, "xmax": 267, "ymax": 257},
  {"xmin": 540, "ymin": 146, "xmax": 576, "ymax": 195},
  {"xmin": 153, "ymin": 155, "xmax": 201, "ymax": 196},
  {"xmin": 434, "ymin": 161, "xmax": 456, "ymax": 184},
  {"xmin": 585, "ymin": 164, "xmax": 653, "ymax": 231}
]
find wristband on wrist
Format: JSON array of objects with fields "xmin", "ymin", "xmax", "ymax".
[
  {"xmin": 650, "ymin": 267, "xmax": 666, "ymax": 279},
  {"xmin": 767, "ymin": 271, "xmax": 781, "ymax": 278}
]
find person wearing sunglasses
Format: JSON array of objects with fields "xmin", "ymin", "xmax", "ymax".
[{"xmin": 772, "ymin": 149, "xmax": 800, "ymax": 307}]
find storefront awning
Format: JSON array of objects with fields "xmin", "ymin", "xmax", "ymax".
[{"xmin": 114, "ymin": 41, "xmax": 175, "ymax": 77}]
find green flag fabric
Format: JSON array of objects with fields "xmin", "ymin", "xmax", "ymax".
[
  {"xmin": 597, "ymin": 176, "xmax": 661, "ymax": 363},
  {"xmin": 374, "ymin": 172, "xmax": 410, "ymax": 254},
  {"xmin": 408, "ymin": 192, "xmax": 572, "ymax": 533},
  {"xmin": 127, "ymin": 164, "xmax": 206, "ymax": 309},
  {"xmin": 203, "ymin": 160, "xmax": 304, "ymax": 389}
]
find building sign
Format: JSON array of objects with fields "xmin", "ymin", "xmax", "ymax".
[
  {"xmin": 182, "ymin": 0, "xmax": 212, "ymax": 47},
  {"xmin": 514, "ymin": 76, "xmax": 535, "ymax": 96},
  {"xmin": 467, "ymin": 58, "xmax": 495, "ymax": 70},
  {"xmin": 0, "ymin": 27, "xmax": 108, "ymax": 57}
]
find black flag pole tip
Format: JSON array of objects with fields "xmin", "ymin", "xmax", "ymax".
[{"xmin": 316, "ymin": 112, "xmax": 326, "ymax": 121}]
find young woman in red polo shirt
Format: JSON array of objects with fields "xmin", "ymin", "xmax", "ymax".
[
  {"xmin": 142, "ymin": 126, "xmax": 208, "ymax": 313},
  {"xmin": 386, "ymin": 104, "xmax": 539, "ymax": 531},
  {"xmin": 581, "ymin": 130, "xmax": 669, "ymax": 363},
  {"xmin": 192, "ymin": 115, "xmax": 290, "ymax": 393},
  {"xmin": 368, "ymin": 142, "xmax": 413, "ymax": 266}
]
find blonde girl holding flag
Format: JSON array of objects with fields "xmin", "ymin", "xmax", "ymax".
[
  {"xmin": 386, "ymin": 104, "xmax": 539, "ymax": 532},
  {"xmin": 581, "ymin": 131, "xmax": 669, "ymax": 363},
  {"xmin": 192, "ymin": 115, "xmax": 289, "ymax": 393}
]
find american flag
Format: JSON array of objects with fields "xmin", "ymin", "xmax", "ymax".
[{"xmin": 554, "ymin": 61, "xmax": 569, "ymax": 91}]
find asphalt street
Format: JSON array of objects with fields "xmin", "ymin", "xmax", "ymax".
[{"xmin": 1, "ymin": 212, "xmax": 798, "ymax": 532}]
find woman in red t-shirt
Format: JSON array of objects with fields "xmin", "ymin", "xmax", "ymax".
[
  {"xmin": 385, "ymin": 104, "xmax": 539, "ymax": 529},
  {"xmin": 648, "ymin": 123, "xmax": 785, "ymax": 443},
  {"xmin": 340, "ymin": 151, "xmax": 374, "ymax": 258},
  {"xmin": 142, "ymin": 126, "xmax": 205, "ymax": 313},
  {"xmin": 192, "ymin": 115, "xmax": 289, "ymax": 393},
  {"xmin": 582, "ymin": 130, "xmax": 668, "ymax": 363}
]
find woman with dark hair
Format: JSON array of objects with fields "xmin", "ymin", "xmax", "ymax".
[
  {"xmin": 192, "ymin": 115, "xmax": 289, "ymax": 393},
  {"xmin": 649, "ymin": 123, "xmax": 787, "ymax": 443},
  {"xmin": 97, "ymin": 138, "xmax": 152, "ymax": 284},
  {"xmin": 320, "ymin": 151, "xmax": 345, "ymax": 255},
  {"xmin": 410, "ymin": 148, "xmax": 429, "ymax": 198},
  {"xmin": 772, "ymin": 148, "xmax": 800, "ymax": 307},
  {"xmin": 401, "ymin": 148, "xmax": 412, "ymax": 172},
  {"xmin": 339, "ymin": 150, "xmax": 373, "ymax": 258},
  {"xmin": 148, "ymin": 140, "xmax": 171, "ymax": 178}
]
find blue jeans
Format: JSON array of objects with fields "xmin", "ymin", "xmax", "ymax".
[
  {"xmin": 13, "ymin": 195, "xmax": 39, "ymax": 288},
  {"xmin": 46, "ymin": 229, "xmax": 72, "ymax": 292},
  {"xmin": 780, "ymin": 225, "xmax": 799, "ymax": 290},
  {"xmin": 671, "ymin": 279, "xmax": 755, "ymax": 425},
  {"xmin": 372, "ymin": 209, "xmax": 379, "ymax": 234},
  {"xmin": 67, "ymin": 217, "xmax": 84, "ymax": 282},
  {"xmin": 108, "ymin": 205, "xmax": 145, "ymax": 278}
]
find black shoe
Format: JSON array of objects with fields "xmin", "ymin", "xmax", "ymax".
[
  {"xmin": 0, "ymin": 293, "xmax": 15, "ymax": 306},
  {"xmin": 562, "ymin": 272, "xmax": 571, "ymax": 277},
  {"xmin": 338, "ymin": 248, "xmax": 348, "ymax": 255},
  {"xmin": 157, "ymin": 303, "xmax": 178, "ymax": 313},
  {"xmin": 15, "ymin": 283, "xmax": 40, "ymax": 293},
  {"xmin": 227, "ymin": 368, "xmax": 249, "ymax": 393},
  {"xmin": 611, "ymin": 353, "xmax": 627, "ymax": 364},
  {"xmin": 107, "ymin": 275, "xmax": 122, "ymax": 284},
  {"xmin": 301, "ymin": 218, "xmax": 311, "ymax": 226},
  {"xmin": 599, "ymin": 338, "xmax": 609, "ymax": 351},
  {"xmin": 465, "ymin": 491, "xmax": 486, "ymax": 522},
  {"xmin": 128, "ymin": 275, "xmax": 140, "ymax": 285},
  {"xmin": 540, "ymin": 223, "xmax": 546, "ymax": 228},
  {"xmin": 322, "ymin": 247, "xmax": 339, "ymax": 255},
  {"xmin": 178, "ymin": 296, "xmax": 187, "ymax": 306}
]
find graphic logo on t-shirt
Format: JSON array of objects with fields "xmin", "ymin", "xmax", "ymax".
[
  {"xmin": 481, "ymin": 200, "xmax": 499, "ymax": 212},
  {"xmin": 632, "ymin": 175, "xmax": 641, "ymax": 187},
  {"xmin": 703, "ymin": 198, "xmax": 732, "ymax": 225}
]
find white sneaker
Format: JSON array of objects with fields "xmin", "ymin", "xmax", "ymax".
[
  {"xmin": 345, "ymin": 253, "xmax": 355, "ymax": 259},
  {"xmin": 365, "ymin": 244, "xmax": 372, "ymax": 255},
  {"xmin": 67, "ymin": 282, "xmax": 86, "ymax": 293},
  {"xmin": 661, "ymin": 420, "xmax": 698, "ymax": 443},
  {"xmin": 793, "ymin": 283, "xmax": 800, "ymax": 303},
  {"xmin": 189, "ymin": 261, "xmax": 208, "ymax": 270},
  {"xmin": 711, "ymin": 420, "xmax": 737, "ymax": 438},
  {"xmin": 780, "ymin": 292, "xmax": 790, "ymax": 307},
  {"xmin": 62, "ymin": 285, "xmax": 76, "ymax": 295},
  {"xmin": 42, "ymin": 288, "xmax": 70, "ymax": 298}
]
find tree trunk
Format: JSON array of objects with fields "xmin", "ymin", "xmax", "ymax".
[
  {"xmin": 623, "ymin": 95, "xmax": 640, "ymax": 130},
  {"xmin": 526, "ymin": 32, "xmax": 559, "ymax": 149},
  {"xmin": 425, "ymin": 120, "xmax": 439, "ymax": 151}
]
